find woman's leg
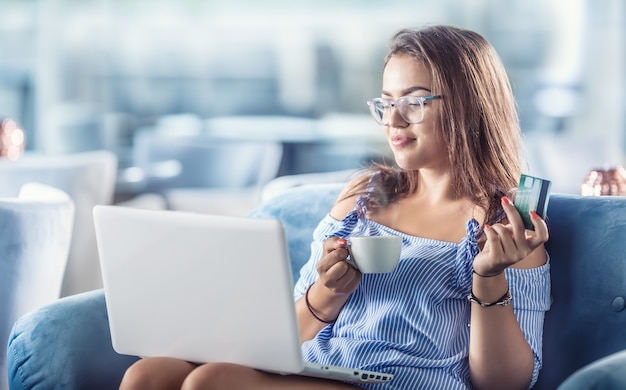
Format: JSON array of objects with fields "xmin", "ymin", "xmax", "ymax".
[
  {"xmin": 182, "ymin": 362, "xmax": 362, "ymax": 390},
  {"xmin": 119, "ymin": 357, "xmax": 198, "ymax": 390}
]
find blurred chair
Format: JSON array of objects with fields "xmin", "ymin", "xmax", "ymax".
[
  {"xmin": 0, "ymin": 150, "xmax": 117, "ymax": 296},
  {"xmin": 522, "ymin": 131, "xmax": 616, "ymax": 194},
  {"xmin": 0, "ymin": 183, "xmax": 74, "ymax": 390},
  {"xmin": 129, "ymin": 129, "xmax": 283, "ymax": 215}
]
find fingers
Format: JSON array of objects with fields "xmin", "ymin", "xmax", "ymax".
[
  {"xmin": 482, "ymin": 223, "xmax": 514, "ymax": 259},
  {"xmin": 321, "ymin": 237, "xmax": 348, "ymax": 256},
  {"xmin": 502, "ymin": 197, "xmax": 549, "ymax": 246},
  {"xmin": 527, "ymin": 211, "xmax": 549, "ymax": 247},
  {"xmin": 480, "ymin": 196, "xmax": 550, "ymax": 270},
  {"xmin": 317, "ymin": 237, "xmax": 361, "ymax": 292},
  {"xmin": 500, "ymin": 196, "xmax": 527, "ymax": 243},
  {"xmin": 318, "ymin": 237, "xmax": 349, "ymax": 272},
  {"xmin": 322, "ymin": 260, "xmax": 361, "ymax": 292}
]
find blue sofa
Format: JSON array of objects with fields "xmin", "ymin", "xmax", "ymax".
[{"xmin": 6, "ymin": 183, "xmax": 626, "ymax": 389}]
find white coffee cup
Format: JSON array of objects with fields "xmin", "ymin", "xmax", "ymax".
[{"xmin": 347, "ymin": 236, "xmax": 402, "ymax": 273}]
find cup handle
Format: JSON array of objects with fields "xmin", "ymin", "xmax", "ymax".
[{"xmin": 345, "ymin": 240, "xmax": 359, "ymax": 270}]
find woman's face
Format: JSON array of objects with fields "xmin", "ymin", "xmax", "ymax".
[{"xmin": 380, "ymin": 54, "xmax": 447, "ymax": 172}]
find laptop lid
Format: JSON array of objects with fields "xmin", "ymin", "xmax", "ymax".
[{"xmin": 93, "ymin": 205, "xmax": 304, "ymax": 374}]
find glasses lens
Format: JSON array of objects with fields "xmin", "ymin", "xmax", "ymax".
[
  {"xmin": 397, "ymin": 97, "xmax": 424, "ymax": 124},
  {"xmin": 368, "ymin": 97, "xmax": 427, "ymax": 125},
  {"xmin": 368, "ymin": 99, "xmax": 386, "ymax": 125}
]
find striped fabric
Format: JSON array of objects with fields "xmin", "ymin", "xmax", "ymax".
[{"xmin": 294, "ymin": 209, "xmax": 551, "ymax": 390}]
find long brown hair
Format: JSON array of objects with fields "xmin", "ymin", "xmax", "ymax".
[{"xmin": 350, "ymin": 25, "xmax": 522, "ymax": 222}]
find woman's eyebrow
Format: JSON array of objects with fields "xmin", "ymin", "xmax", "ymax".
[{"xmin": 381, "ymin": 86, "xmax": 433, "ymax": 97}]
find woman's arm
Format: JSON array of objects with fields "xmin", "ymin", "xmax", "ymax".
[
  {"xmin": 295, "ymin": 240, "xmax": 359, "ymax": 342},
  {"xmin": 295, "ymin": 181, "xmax": 363, "ymax": 343},
  {"xmin": 469, "ymin": 196, "xmax": 549, "ymax": 390}
]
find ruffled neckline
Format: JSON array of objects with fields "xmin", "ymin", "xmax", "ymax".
[{"xmin": 328, "ymin": 209, "xmax": 480, "ymax": 289}]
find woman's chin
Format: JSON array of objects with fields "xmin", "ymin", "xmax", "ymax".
[{"xmin": 393, "ymin": 159, "xmax": 416, "ymax": 170}]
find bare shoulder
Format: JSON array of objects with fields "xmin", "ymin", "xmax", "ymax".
[{"xmin": 328, "ymin": 174, "xmax": 371, "ymax": 221}]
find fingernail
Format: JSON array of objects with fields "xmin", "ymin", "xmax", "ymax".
[
  {"xmin": 530, "ymin": 211, "xmax": 540, "ymax": 220},
  {"xmin": 337, "ymin": 238, "xmax": 347, "ymax": 245},
  {"xmin": 501, "ymin": 196, "xmax": 512, "ymax": 206},
  {"xmin": 484, "ymin": 223, "xmax": 491, "ymax": 229}
]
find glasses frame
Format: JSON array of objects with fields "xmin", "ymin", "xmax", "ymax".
[{"xmin": 366, "ymin": 95, "xmax": 442, "ymax": 125}]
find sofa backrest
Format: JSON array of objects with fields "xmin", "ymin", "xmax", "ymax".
[
  {"xmin": 537, "ymin": 194, "xmax": 626, "ymax": 389},
  {"xmin": 248, "ymin": 184, "xmax": 626, "ymax": 390}
]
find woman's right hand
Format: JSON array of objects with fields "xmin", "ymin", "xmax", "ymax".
[
  {"xmin": 316, "ymin": 237, "xmax": 362, "ymax": 295},
  {"xmin": 297, "ymin": 237, "xmax": 361, "ymax": 341}
]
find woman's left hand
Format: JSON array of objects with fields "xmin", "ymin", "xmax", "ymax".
[{"xmin": 473, "ymin": 196, "xmax": 549, "ymax": 276}]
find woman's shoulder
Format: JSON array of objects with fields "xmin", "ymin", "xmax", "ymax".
[{"xmin": 329, "ymin": 172, "xmax": 373, "ymax": 220}]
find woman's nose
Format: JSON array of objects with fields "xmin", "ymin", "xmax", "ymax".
[{"xmin": 387, "ymin": 105, "xmax": 408, "ymax": 127}]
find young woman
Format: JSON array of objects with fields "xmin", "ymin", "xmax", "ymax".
[{"xmin": 119, "ymin": 25, "xmax": 550, "ymax": 390}]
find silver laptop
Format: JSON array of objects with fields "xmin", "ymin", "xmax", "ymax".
[{"xmin": 93, "ymin": 205, "xmax": 393, "ymax": 385}]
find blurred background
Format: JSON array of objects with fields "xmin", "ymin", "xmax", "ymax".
[{"xmin": 1, "ymin": 0, "xmax": 625, "ymax": 198}]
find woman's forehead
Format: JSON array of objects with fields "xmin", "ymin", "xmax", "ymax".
[{"xmin": 382, "ymin": 55, "xmax": 433, "ymax": 96}]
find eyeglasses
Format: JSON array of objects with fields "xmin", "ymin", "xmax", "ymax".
[{"xmin": 366, "ymin": 95, "xmax": 442, "ymax": 125}]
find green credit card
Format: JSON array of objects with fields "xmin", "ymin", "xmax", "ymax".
[{"xmin": 514, "ymin": 174, "xmax": 552, "ymax": 230}]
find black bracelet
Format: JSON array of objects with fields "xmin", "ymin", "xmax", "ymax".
[
  {"xmin": 472, "ymin": 268, "xmax": 504, "ymax": 278},
  {"xmin": 467, "ymin": 289, "xmax": 512, "ymax": 308},
  {"xmin": 305, "ymin": 284, "xmax": 335, "ymax": 324}
]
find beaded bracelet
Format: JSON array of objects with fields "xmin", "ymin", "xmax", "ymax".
[
  {"xmin": 467, "ymin": 289, "xmax": 512, "ymax": 308},
  {"xmin": 305, "ymin": 284, "xmax": 336, "ymax": 324}
]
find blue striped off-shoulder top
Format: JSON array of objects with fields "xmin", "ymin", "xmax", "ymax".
[{"xmin": 293, "ymin": 191, "xmax": 551, "ymax": 390}]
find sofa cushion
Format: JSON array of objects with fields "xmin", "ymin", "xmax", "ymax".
[{"xmin": 557, "ymin": 349, "xmax": 626, "ymax": 390}]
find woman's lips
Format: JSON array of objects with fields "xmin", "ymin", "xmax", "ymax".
[{"xmin": 390, "ymin": 134, "xmax": 415, "ymax": 147}]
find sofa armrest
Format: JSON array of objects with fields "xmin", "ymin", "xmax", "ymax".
[
  {"xmin": 7, "ymin": 289, "xmax": 139, "ymax": 390},
  {"xmin": 557, "ymin": 350, "xmax": 626, "ymax": 390}
]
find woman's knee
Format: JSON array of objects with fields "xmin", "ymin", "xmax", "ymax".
[
  {"xmin": 119, "ymin": 360, "xmax": 155, "ymax": 390},
  {"xmin": 182, "ymin": 362, "xmax": 258, "ymax": 390},
  {"xmin": 120, "ymin": 357, "xmax": 196, "ymax": 390}
]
